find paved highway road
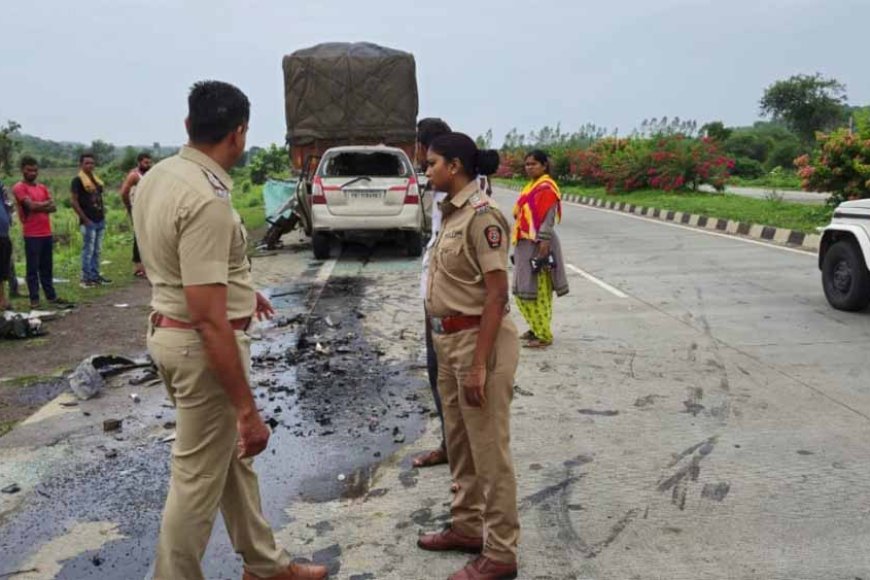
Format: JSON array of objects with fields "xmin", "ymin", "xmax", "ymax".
[{"xmin": 492, "ymin": 186, "xmax": 870, "ymax": 579}]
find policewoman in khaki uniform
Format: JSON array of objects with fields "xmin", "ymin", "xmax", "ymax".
[
  {"xmin": 134, "ymin": 81, "xmax": 328, "ymax": 580},
  {"xmin": 417, "ymin": 133, "xmax": 520, "ymax": 580}
]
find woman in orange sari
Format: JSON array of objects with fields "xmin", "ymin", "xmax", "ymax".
[{"xmin": 511, "ymin": 150, "xmax": 569, "ymax": 348}]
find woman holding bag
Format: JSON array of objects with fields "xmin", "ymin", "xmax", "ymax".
[{"xmin": 511, "ymin": 150, "xmax": 569, "ymax": 349}]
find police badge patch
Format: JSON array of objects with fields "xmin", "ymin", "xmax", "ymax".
[{"xmin": 485, "ymin": 225, "xmax": 502, "ymax": 248}]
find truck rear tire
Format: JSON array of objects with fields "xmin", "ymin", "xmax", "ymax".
[
  {"xmin": 312, "ymin": 232, "xmax": 331, "ymax": 260},
  {"xmin": 406, "ymin": 231, "xmax": 423, "ymax": 258},
  {"xmin": 822, "ymin": 240, "xmax": 870, "ymax": 311}
]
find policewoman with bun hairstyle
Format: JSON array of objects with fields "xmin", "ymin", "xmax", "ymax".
[{"xmin": 417, "ymin": 132, "xmax": 521, "ymax": 580}]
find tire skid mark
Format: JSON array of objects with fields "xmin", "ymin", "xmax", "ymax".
[
  {"xmin": 657, "ymin": 436, "xmax": 718, "ymax": 511},
  {"xmin": 522, "ymin": 454, "xmax": 642, "ymax": 568}
]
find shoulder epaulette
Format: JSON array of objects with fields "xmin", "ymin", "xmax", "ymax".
[
  {"xmin": 202, "ymin": 169, "xmax": 230, "ymax": 199},
  {"xmin": 469, "ymin": 193, "xmax": 490, "ymax": 215}
]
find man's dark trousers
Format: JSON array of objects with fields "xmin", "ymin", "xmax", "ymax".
[
  {"xmin": 425, "ymin": 315, "xmax": 446, "ymax": 451},
  {"xmin": 24, "ymin": 236, "xmax": 56, "ymax": 302}
]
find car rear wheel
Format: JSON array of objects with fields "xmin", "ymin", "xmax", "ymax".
[
  {"xmin": 312, "ymin": 232, "xmax": 331, "ymax": 260},
  {"xmin": 406, "ymin": 231, "xmax": 423, "ymax": 258},
  {"xmin": 822, "ymin": 240, "xmax": 870, "ymax": 311}
]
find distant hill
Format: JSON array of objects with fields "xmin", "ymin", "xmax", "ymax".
[{"xmin": 11, "ymin": 133, "xmax": 179, "ymax": 168}]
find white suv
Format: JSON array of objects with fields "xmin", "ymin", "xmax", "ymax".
[
  {"xmin": 303, "ymin": 145, "xmax": 424, "ymax": 260},
  {"xmin": 819, "ymin": 199, "xmax": 870, "ymax": 311}
]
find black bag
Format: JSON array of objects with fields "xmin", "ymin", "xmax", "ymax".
[{"xmin": 0, "ymin": 314, "xmax": 43, "ymax": 340}]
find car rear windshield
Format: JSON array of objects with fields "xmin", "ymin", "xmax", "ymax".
[{"xmin": 320, "ymin": 151, "xmax": 410, "ymax": 178}]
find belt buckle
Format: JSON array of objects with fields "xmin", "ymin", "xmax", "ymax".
[{"xmin": 431, "ymin": 317, "xmax": 445, "ymax": 335}]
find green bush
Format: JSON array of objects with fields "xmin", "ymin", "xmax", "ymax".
[
  {"xmin": 723, "ymin": 132, "xmax": 770, "ymax": 163},
  {"xmin": 731, "ymin": 157, "xmax": 765, "ymax": 178},
  {"xmin": 599, "ymin": 138, "xmax": 652, "ymax": 192},
  {"xmin": 549, "ymin": 148, "xmax": 572, "ymax": 180},
  {"xmin": 766, "ymin": 140, "xmax": 801, "ymax": 172}
]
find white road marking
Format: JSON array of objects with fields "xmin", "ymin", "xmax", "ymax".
[
  {"xmin": 308, "ymin": 257, "xmax": 338, "ymax": 309},
  {"xmin": 565, "ymin": 200, "xmax": 816, "ymax": 258},
  {"xmin": 566, "ymin": 263, "xmax": 628, "ymax": 298}
]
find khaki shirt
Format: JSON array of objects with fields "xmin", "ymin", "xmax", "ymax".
[
  {"xmin": 425, "ymin": 180, "xmax": 509, "ymax": 317},
  {"xmin": 133, "ymin": 146, "xmax": 255, "ymax": 322}
]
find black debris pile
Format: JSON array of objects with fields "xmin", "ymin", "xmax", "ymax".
[{"xmin": 249, "ymin": 276, "xmax": 430, "ymax": 441}]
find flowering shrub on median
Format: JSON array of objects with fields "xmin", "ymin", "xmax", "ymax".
[
  {"xmin": 495, "ymin": 150, "xmax": 524, "ymax": 178},
  {"xmin": 501, "ymin": 135, "xmax": 734, "ymax": 193},
  {"xmin": 648, "ymin": 136, "xmax": 733, "ymax": 193},
  {"xmin": 795, "ymin": 129, "xmax": 870, "ymax": 203}
]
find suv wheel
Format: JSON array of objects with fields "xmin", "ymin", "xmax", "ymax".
[
  {"xmin": 822, "ymin": 240, "xmax": 870, "ymax": 311},
  {"xmin": 406, "ymin": 231, "xmax": 423, "ymax": 258},
  {"xmin": 312, "ymin": 232, "xmax": 331, "ymax": 260}
]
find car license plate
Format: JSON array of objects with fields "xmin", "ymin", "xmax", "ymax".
[{"xmin": 348, "ymin": 190, "xmax": 384, "ymax": 200}]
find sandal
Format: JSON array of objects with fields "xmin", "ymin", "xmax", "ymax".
[
  {"xmin": 523, "ymin": 338, "xmax": 552, "ymax": 349},
  {"xmin": 413, "ymin": 448, "xmax": 448, "ymax": 468},
  {"xmin": 520, "ymin": 330, "xmax": 536, "ymax": 340}
]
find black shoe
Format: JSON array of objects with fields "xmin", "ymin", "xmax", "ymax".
[
  {"xmin": 97, "ymin": 276, "xmax": 112, "ymax": 285},
  {"xmin": 50, "ymin": 297, "xmax": 76, "ymax": 309}
]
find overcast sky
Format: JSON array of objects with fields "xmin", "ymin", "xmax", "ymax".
[{"xmin": 2, "ymin": 0, "xmax": 867, "ymax": 148}]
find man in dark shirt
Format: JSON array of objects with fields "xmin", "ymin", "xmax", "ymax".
[{"xmin": 70, "ymin": 153, "xmax": 110, "ymax": 287}]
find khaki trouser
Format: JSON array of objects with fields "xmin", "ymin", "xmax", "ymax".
[
  {"xmin": 148, "ymin": 323, "xmax": 290, "ymax": 580},
  {"xmin": 433, "ymin": 318, "xmax": 521, "ymax": 564}
]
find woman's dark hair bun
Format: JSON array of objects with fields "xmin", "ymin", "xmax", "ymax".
[
  {"xmin": 429, "ymin": 133, "xmax": 500, "ymax": 178},
  {"xmin": 476, "ymin": 149, "xmax": 500, "ymax": 177}
]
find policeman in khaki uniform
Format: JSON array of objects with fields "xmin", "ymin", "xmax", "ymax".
[
  {"xmin": 134, "ymin": 81, "xmax": 328, "ymax": 580},
  {"xmin": 417, "ymin": 133, "xmax": 521, "ymax": 580}
]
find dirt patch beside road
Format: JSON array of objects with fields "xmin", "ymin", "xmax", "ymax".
[{"xmin": 0, "ymin": 279, "xmax": 151, "ymax": 427}]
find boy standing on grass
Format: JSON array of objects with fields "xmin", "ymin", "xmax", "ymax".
[
  {"xmin": 70, "ymin": 153, "xmax": 110, "ymax": 288},
  {"xmin": 12, "ymin": 156, "xmax": 72, "ymax": 310}
]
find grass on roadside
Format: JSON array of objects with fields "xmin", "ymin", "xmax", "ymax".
[
  {"xmin": 494, "ymin": 179, "xmax": 833, "ymax": 234},
  {"xmin": 0, "ymin": 419, "xmax": 16, "ymax": 437},
  {"xmin": 232, "ymin": 177, "xmax": 267, "ymax": 232},
  {"xmin": 730, "ymin": 174, "xmax": 803, "ymax": 190}
]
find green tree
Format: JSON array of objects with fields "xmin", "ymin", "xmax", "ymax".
[
  {"xmin": 118, "ymin": 146, "xmax": 138, "ymax": 172},
  {"xmin": 502, "ymin": 128, "xmax": 526, "ymax": 151},
  {"xmin": 475, "ymin": 129, "xmax": 493, "ymax": 149},
  {"xmin": 760, "ymin": 73, "xmax": 848, "ymax": 145},
  {"xmin": 850, "ymin": 106, "xmax": 870, "ymax": 139},
  {"xmin": 88, "ymin": 139, "xmax": 116, "ymax": 164},
  {"xmin": 0, "ymin": 120, "xmax": 22, "ymax": 176},
  {"xmin": 248, "ymin": 144, "xmax": 288, "ymax": 184},
  {"xmin": 700, "ymin": 121, "xmax": 732, "ymax": 142}
]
